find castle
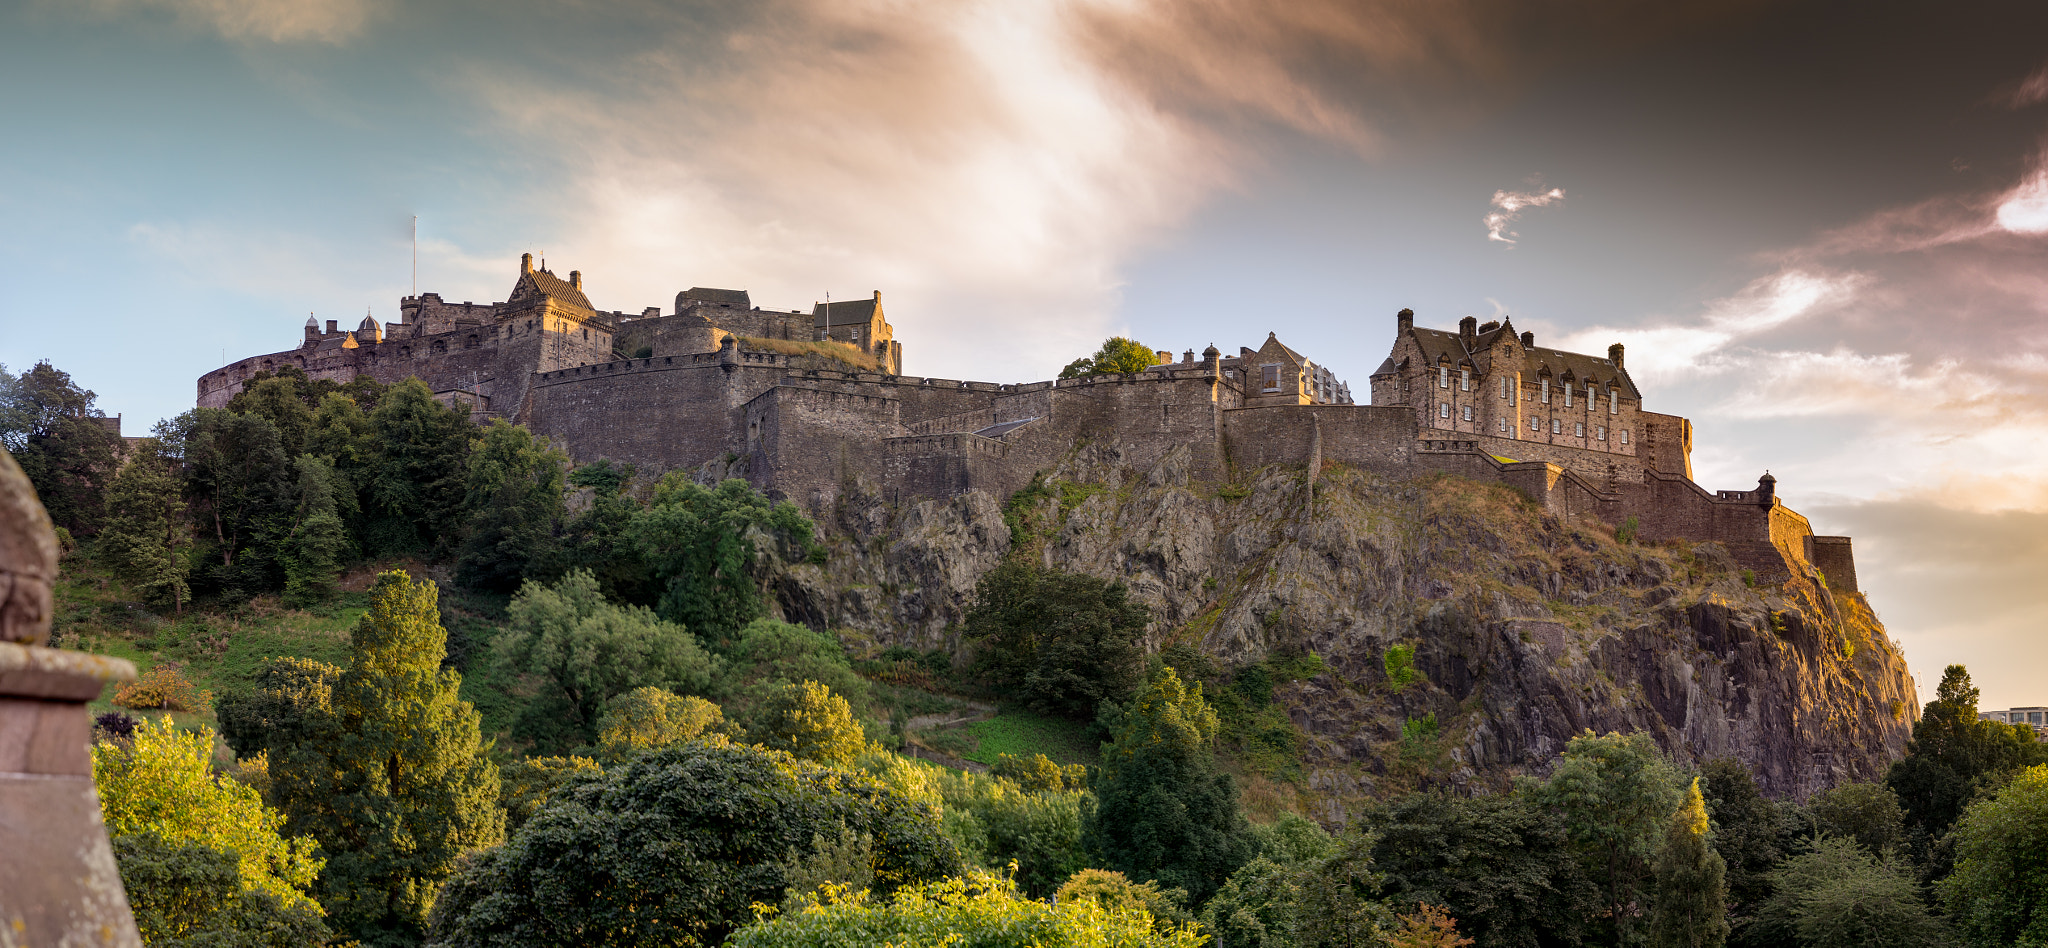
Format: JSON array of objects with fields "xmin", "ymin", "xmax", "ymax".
[{"xmin": 197, "ymin": 255, "xmax": 1858, "ymax": 589}]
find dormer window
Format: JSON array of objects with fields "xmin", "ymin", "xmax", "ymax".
[{"xmin": 1586, "ymin": 382, "xmax": 1595, "ymax": 408}]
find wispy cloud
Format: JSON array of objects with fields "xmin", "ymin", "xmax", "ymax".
[
  {"xmin": 1483, "ymin": 186, "xmax": 1565, "ymax": 244},
  {"xmin": 1999, "ymin": 63, "xmax": 2048, "ymax": 109},
  {"xmin": 73, "ymin": 0, "xmax": 379, "ymax": 44}
]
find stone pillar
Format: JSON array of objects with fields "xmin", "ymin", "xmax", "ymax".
[{"xmin": 0, "ymin": 447, "xmax": 141, "ymax": 945}]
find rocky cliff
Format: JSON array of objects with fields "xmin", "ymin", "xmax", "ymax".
[{"xmin": 766, "ymin": 444, "xmax": 1920, "ymax": 813}]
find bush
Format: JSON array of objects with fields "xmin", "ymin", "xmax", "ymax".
[
  {"xmin": 112, "ymin": 833, "xmax": 332, "ymax": 947},
  {"xmin": 1943, "ymin": 764, "xmax": 2048, "ymax": 947},
  {"xmin": 991, "ymin": 752, "xmax": 1087, "ymax": 792},
  {"xmin": 94, "ymin": 710, "xmax": 140, "ymax": 742},
  {"xmin": 751, "ymin": 680, "xmax": 866, "ymax": 768},
  {"xmin": 1056, "ymin": 868, "xmax": 1194, "ymax": 931},
  {"xmin": 726, "ymin": 871, "xmax": 1204, "ymax": 947},
  {"xmin": 114, "ymin": 662, "xmax": 208, "ymax": 712},
  {"xmin": 1384, "ymin": 644, "xmax": 1420, "ymax": 692},
  {"xmin": 856, "ymin": 749, "xmax": 1090, "ymax": 899}
]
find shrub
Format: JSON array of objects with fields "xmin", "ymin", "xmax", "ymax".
[
  {"xmin": 1056, "ymin": 868, "xmax": 1194, "ymax": 931},
  {"xmin": 94, "ymin": 710, "xmax": 140, "ymax": 742},
  {"xmin": 114, "ymin": 662, "xmax": 208, "ymax": 712},
  {"xmin": 991, "ymin": 752, "xmax": 1087, "ymax": 792},
  {"xmin": 751, "ymin": 680, "xmax": 866, "ymax": 768},
  {"xmin": 1616, "ymin": 515, "xmax": 1640, "ymax": 545},
  {"xmin": 112, "ymin": 833, "xmax": 332, "ymax": 947},
  {"xmin": 727, "ymin": 871, "xmax": 1203, "ymax": 947},
  {"xmin": 1384, "ymin": 644, "xmax": 1420, "ymax": 692}
]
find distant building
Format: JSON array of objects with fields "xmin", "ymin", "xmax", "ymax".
[{"xmin": 1981, "ymin": 707, "xmax": 2048, "ymax": 737}]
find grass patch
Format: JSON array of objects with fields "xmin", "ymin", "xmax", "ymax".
[
  {"xmin": 740, "ymin": 336, "xmax": 888, "ymax": 372},
  {"xmin": 961, "ymin": 709, "xmax": 1100, "ymax": 767}
]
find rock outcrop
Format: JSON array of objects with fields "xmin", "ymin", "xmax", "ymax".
[{"xmin": 773, "ymin": 445, "xmax": 1919, "ymax": 808}]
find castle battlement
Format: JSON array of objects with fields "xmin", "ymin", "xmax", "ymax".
[{"xmin": 198, "ymin": 255, "xmax": 1854, "ymax": 591}]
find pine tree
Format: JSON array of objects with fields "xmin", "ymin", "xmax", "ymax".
[
  {"xmin": 97, "ymin": 440, "xmax": 190, "ymax": 613},
  {"xmin": 1650, "ymin": 778, "xmax": 1729, "ymax": 948},
  {"xmin": 229, "ymin": 571, "xmax": 504, "ymax": 946}
]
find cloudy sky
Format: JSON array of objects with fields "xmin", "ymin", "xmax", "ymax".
[{"xmin": 4, "ymin": 0, "xmax": 2047, "ymax": 709}]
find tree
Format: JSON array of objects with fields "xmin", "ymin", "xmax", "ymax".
[
  {"xmin": 1943, "ymin": 764, "xmax": 2048, "ymax": 947},
  {"xmin": 1698, "ymin": 758, "xmax": 1789, "ymax": 944},
  {"xmin": 93, "ymin": 716, "xmax": 324, "ymax": 910},
  {"xmin": 1293, "ymin": 830, "xmax": 1397, "ymax": 948},
  {"xmin": 1650, "ymin": 778, "xmax": 1729, "ymax": 948},
  {"xmin": 1058, "ymin": 337, "xmax": 1159, "ymax": 379},
  {"xmin": 362, "ymin": 378, "xmax": 475, "ymax": 557},
  {"xmin": 112, "ymin": 833, "xmax": 333, "ymax": 947},
  {"xmin": 224, "ymin": 571, "xmax": 504, "ymax": 946},
  {"xmin": 560, "ymin": 459, "xmax": 655, "ymax": 604},
  {"xmin": 98, "ymin": 439, "xmax": 191, "ymax": 612},
  {"xmin": 627, "ymin": 476, "xmax": 816, "ymax": 642},
  {"xmin": 1368, "ymin": 790, "xmax": 1599, "ymax": 948},
  {"xmin": 723, "ymin": 618, "xmax": 870, "ymax": 724},
  {"xmin": 1056, "ymin": 868, "xmax": 1194, "ymax": 932},
  {"xmin": 725, "ymin": 871, "xmax": 1202, "ymax": 948},
  {"xmin": 1809, "ymin": 782, "xmax": 1906, "ymax": 858},
  {"xmin": 497, "ymin": 569, "xmax": 721, "ymax": 749},
  {"xmin": 168, "ymin": 407, "xmax": 294, "ymax": 597},
  {"xmin": 1758, "ymin": 836, "xmax": 1948, "ymax": 948},
  {"xmin": 229, "ymin": 373, "xmax": 318, "ymax": 457},
  {"xmin": 1886, "ymin": 665, "xmax": 2047, "ymax": 838},
  {"xmin": 0, "ymin": 360, "xmax": 122, "ymax": 534},
  {"xmin": 963, "ymin": 559, "xmax": 1149, "ymax": 720},
  {"xmin": 752, "ymin": 680, "xmax": 866, "ymax": 768},
  {"xmin": 455, "ymin": 420, "xmax": 568, "ymax": 592},
  {"xmin": 991, "ymin": 752, "xmax": 1088, "ymax": 792},
  {"xmin": 1200, "ymin": 857, "xmax": 1305, "ymax": 948},
  {"xmin": 1523, "ymin": 731, "xmax": 1686, "ymax": 947},
  {"xmin": 594, "ymin": 686, "xmax": 728, "ymax": 760},
  {"xmin": 1084, "ymin": 667, "xmax": 1256, "ymax": 904},
  {"xmin": 281, "ymin": 455, "xmax": 353, "ymax": 605},
  {"xmin": 1389, "ymin": 904, "xmax": 1476, "ymax": 948},
  {"xmin": 425, "ymin": 741, "xmax": 962, "ymax": 947}
]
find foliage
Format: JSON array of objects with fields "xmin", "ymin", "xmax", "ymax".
[
  {"xmin": 559, "ymin": 459, "xmax": 655, "ymax": 603},
  {"xmin": 728, "ymin": 871, "xmax": 1203, "ymax": 947},
  {"xmin": 499, "ymin": 754, "xmax": 604, "ymax": 831},
  {"xmin": 281, "ymin": 454, "xmax": 354, "ymax": 605},
  {"xmin": 112, "ymin": 833, "xmax": 334, "ymax": 947},
  {"xmin": 360, "ymin": 378, "xmax": 476, "ymax": 557},
  {"xmin": 94, "ymin": 716, "xmax": 324, "ymax": 908},
  {"xmin": 856, "ymin": 749, "xmax": 1090, "ymax": 899},
  {"xmin": 455, "ymin": 420, "xmax": 569, "ymax": 592},
  {"xmin": 1758, "ymin": 836, "xmax": 1949, "ymax": 948},
  {"xmin": 594, "ymin": 686, "xmax": 729, "ymax": 760},
  {"xmin": 964, "ymin": 559, "xmax": 1149, "ymax": 721},
  {"xmin": 497, "ymin": 569, "xmax": 720, "ymax": 749},
  {"xmin": 1084, "ymin": 667, "xmax": 1256, "ymax": 904},
  {"xmin": 1389, "ymin": 904, "xmax": 1476, "ymax": 948},
  {"xmin": 722, "ymin": 618, "xmax": 870, "ymax": 724},
  {"xmin": 1523, "ymin": 730, "xmax": 1686, "ymax": 947},
  {"xmin": 94, "ymin": 709, "xmax": 140, "ymax": 741},
  {"xmin": 225, "ymin": 571, "xmax": 504, "ymax": 947},
  {"xmin": 1367, "ymin": 790, "xmax": 1598, "ymax": 948},
  {"xmin": 1649, "ymin": 779, "xmax": 1729, "ymax": 948},
  {"xmin": 170, "ymin": 406, "xmax": 295, "ymax": 597},
  {"xmin": 1200, "ymin": 857, "xmax": 1304, "ymax": 947},
  {"xmin": 1808, "ymin": 781, "xmax": 1906, "ymax": 858},
  {"xmin": 1384, "ymin": 643, "xmax": 1421, "ymax": 691},
  {"xmin": 426, "ymin": 740, "xmax": 962, "ymax": 947},
  {"xmin": 1056, "ymin": 868, "xmax": 1195, "ymax": 932},
  {"xmin": 114, "ymin": 661, "xmax": 208, "ymax": 711},
  {"xmin": 1886, "ymin": 664, "xmax": 2048, "ymax": 838},
  {"xmin": 98, "ymin": 439, "xmax": 192, "ymax": 611},
  {"xmin": 752, "ymin": 679, "xmax": 867, "ymax": 767},
  {"xmin": 1058, "ymin": 337, "xmax": 1161, "ymax": 380},
  {"xmin": 1616, "ymin": 515, "xmax": 1641, "ymax": 545},
  {"xmin": 992, "ymin": 752, "xmax": 1088, "ymax": 792},
  {"xmin": 1293, "ymin": 830, "xmax": 1398, "ymax": 948},
  {"xmin": 1943, "ymin": 763, "xmax": 2048, "ymax": 947},
  {"xmin": 0, "ymin": 360, "xmax": 122, "ymax": 534},
  {"xmin": 628, "ymin": 475, "xmax": 816, "ymax": 642}
]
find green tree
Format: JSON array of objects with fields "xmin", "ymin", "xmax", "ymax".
[
  {"xmin": 1887, "ymin": 664, "xmax": 2047, "ymax": 839},
  {"xmin": 1650, "ymin": 779, "xmax": 1730, "ymax": 948},
  {"xmin": 94, "ymin": 716, "xmax": 324, "ymax": 909},
  {"xmin": 455, "ymin": 420, "xmax": 569, "ymax": 592},
  {"xmin": 1524, "ymin": 731, "xmax": 1686, "ymax": 947},
  {"xmin": 1943, "ymin": 763, "xmax": 2048, "ymax": 947},
  {"xmin": 1758, "ymin": 836, "xmax": 1948, "ymax": 948},
  {"xmin": 560, "ymin": 459, "xmax": 655, "ymax": 604},
  {"xmin": 229, "ymin": 373, "xmax": 318, "ymax": 457},
  {"xmin": 497, "ymin": 569, "xmax": 721, "ymax": 750},
  {"xmin": 362, "ymin": 378, "xmax": 475, "ymax": 557},
  {"xmin": 1058, "ymin": 337, "xmax": 1159, "ymax": 379},
  {"xmin": 1294, "ymin": 830, "xmax": 1396, "ymax": 948},
  {"xmin": 1809, "ymin": 781, "xmax": 1907, "ymax": 859},
  {"xmin": 627, "ymin": 476, "xmax": 816, "ymax": 641},
  {"xmin": 751, "ymin": 680, "xmax": 866, "ymax": 768},
  {"xmin": 1084, "ymin": 667, "xmax": 1256, "ymax": 904},
  {"xmin": 1698, "ymin": 758, "xmax": 1790, "ymax": 944},
  {"xmin": 112, "ymin": 833, "xmax": 334, "ymax": 947},
  {"xmin": 963, "ymin": 559, "xmax": 1149, "ymax": 720},
  {"xmin": 722, "ymin": 618, "xmax": 870, "ymax": 725},
  {"xmin": 1201, "ymin": 856, "xmax": 1306, "ymax": 948},
  {"xmin": 425, "ymin": 741, "xmax": 961, "ymax": 947},
  {"xmin": 1056, "ymin": 868, "xmax": 1195, "ymax": 932},
  {"xmin": 0, "ymin": 360, "xmax": 122, "ymax": 534},
  {"xmin": 98, "ymin": 439, "xmax": 192, "ymax": 612},
  {"xmin": 1368, "ymin": 790, "xmax": 1599, "ymax": 948},
  {"xmin": 281, "ymin": 455, "xmax": 354, "ymax": 605},
  {"xmin": 594, "ymin": 686, "xmax": 728, "ymax": 760},
  {"xmin": 224, "ymin": 571, "xmax": 504, "ymax": 946},
  {"xmin": 167, "ymin": 407, "xmax": 294, "ymax": 596}
]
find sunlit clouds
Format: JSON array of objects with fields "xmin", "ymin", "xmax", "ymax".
[{"xmin": 1483, "ymin": 186, "xmax": 1566, "ymax": 244}]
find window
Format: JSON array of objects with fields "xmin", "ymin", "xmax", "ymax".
[
  {"xmin": 1586, "ymin": 382, "xmax": 1596, "ymax": 408},
  {"xmin": 1564, "ymin": 384, "xmax": 1572, "ymax": 408},
  {"xmin": 1439, "ymin": 403, "xmax": 1450, "ymax": 418},
  {"xmin": 1460, "ymin": 369, "xmax": 1471, "ymax": 391},
  {"xmin": 1439, "ymin": 365, "xmax": 1450, "ymax": 388},
  {"xmin": 1509, "ymin": 379, "xmax": 1517, "ymax": 406},
  {"xmin": 1498, "ymin": 417, "xmax": 1507, "ymax": 432},
  {"xmin": 1552, "ymin": 419, "xmax": 1562, "ymax": 434},
  {"xmin": 1462, "ymin": 405, "xmax": 1473, "ymax": 421},
  {"xmin": 1598, "ymin": 426, "xmax": 1607, "ymax": 441},
  {"xmin": 1530, "ymin": 417, "xmax": 1540, "ymax": 431},
  {"xmin": 1575, "ymin": 422, "xmax": 1584, "ymax": 437},
  {"xmin": 1262, "ymin": 364, "xmax": 1281, "ymax": 392},
  {"xmin": 1499, "ymin": 377, "xmax": 1508, "ymax": 398},
  {"xmin": 1540, "ymin": 378, "xmax": 1550, "ymax": 403},
  {"xmin": 852, "ymin": 328, "xmax": 861, "ymax": 343},
  {"xmin": 1610, "ymin": 390, "xmax": 1619, "ymax": 414},
  {"xmin": 1621, "ymin": 430, "xmax": 1630, "ymax": 444}
]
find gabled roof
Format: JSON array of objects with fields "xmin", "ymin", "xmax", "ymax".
[
  {"xmin": 1254, "ymin": 332, "xmax": 1308, "ymax": 366},
  {"xmin": 510, "ymin": 268, "xmax": 595, "ymax": 312},
  {"xmin": 1407, "ymin": 324, "xmax": 1640, "ymax": 399},
  {"xmin": 813, "ymin": 297, "xmax": 879, "ymax": 328}
]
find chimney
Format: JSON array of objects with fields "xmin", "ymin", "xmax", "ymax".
[
  {"xmin": 570, "ymin": 270, "xmax": 582, "ymax": 290},
  {"xmin": 1156, "ymin": 350, "xmax": 1171, "ymax": 365},
  {"xmin": 873, "ymin": 290, "xmax": 881, "ymax": 302},
  {"xmin": 1609, "ymin": 343, "xmax": 1625, "ymax": 367},
  {"xmin": 325, "ymin": 319, "xmax": 338, "ymax": 335},
  {"xmin": 1183, "ymin": 349, "xmax": 1194, "ymax": 363},
  {"xmin": 1459, "ymin": 315, "xmax": 1478, "ymax": 341},
  {"xmin": 521, "ymin": 253, "xmax": 533, "ymax": 274},
  {"xmin": 1520, "ymin": 331, "xmax": 1535, "ymax": 347},
  {"xmin": 1396, "ymin": 308, "xmax": 1414, "ymax": 334}
]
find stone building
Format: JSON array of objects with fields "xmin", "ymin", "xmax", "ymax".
[{"xmin": 197, "ymin": 257, "xmax": 1855, "ymax": 588}]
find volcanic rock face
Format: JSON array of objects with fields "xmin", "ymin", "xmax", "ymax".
[{"xmin": 774, "ymin": 444, "xmax": 1919, "ymax": 805}]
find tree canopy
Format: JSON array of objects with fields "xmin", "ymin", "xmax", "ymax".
[
  {"xmin": 1059, "ymin": 337, "xmax": 1160, "ymax": 379},
  {"xmin": 963, "ymin": 560, "xmax": 1149, "ymax": 721}
]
